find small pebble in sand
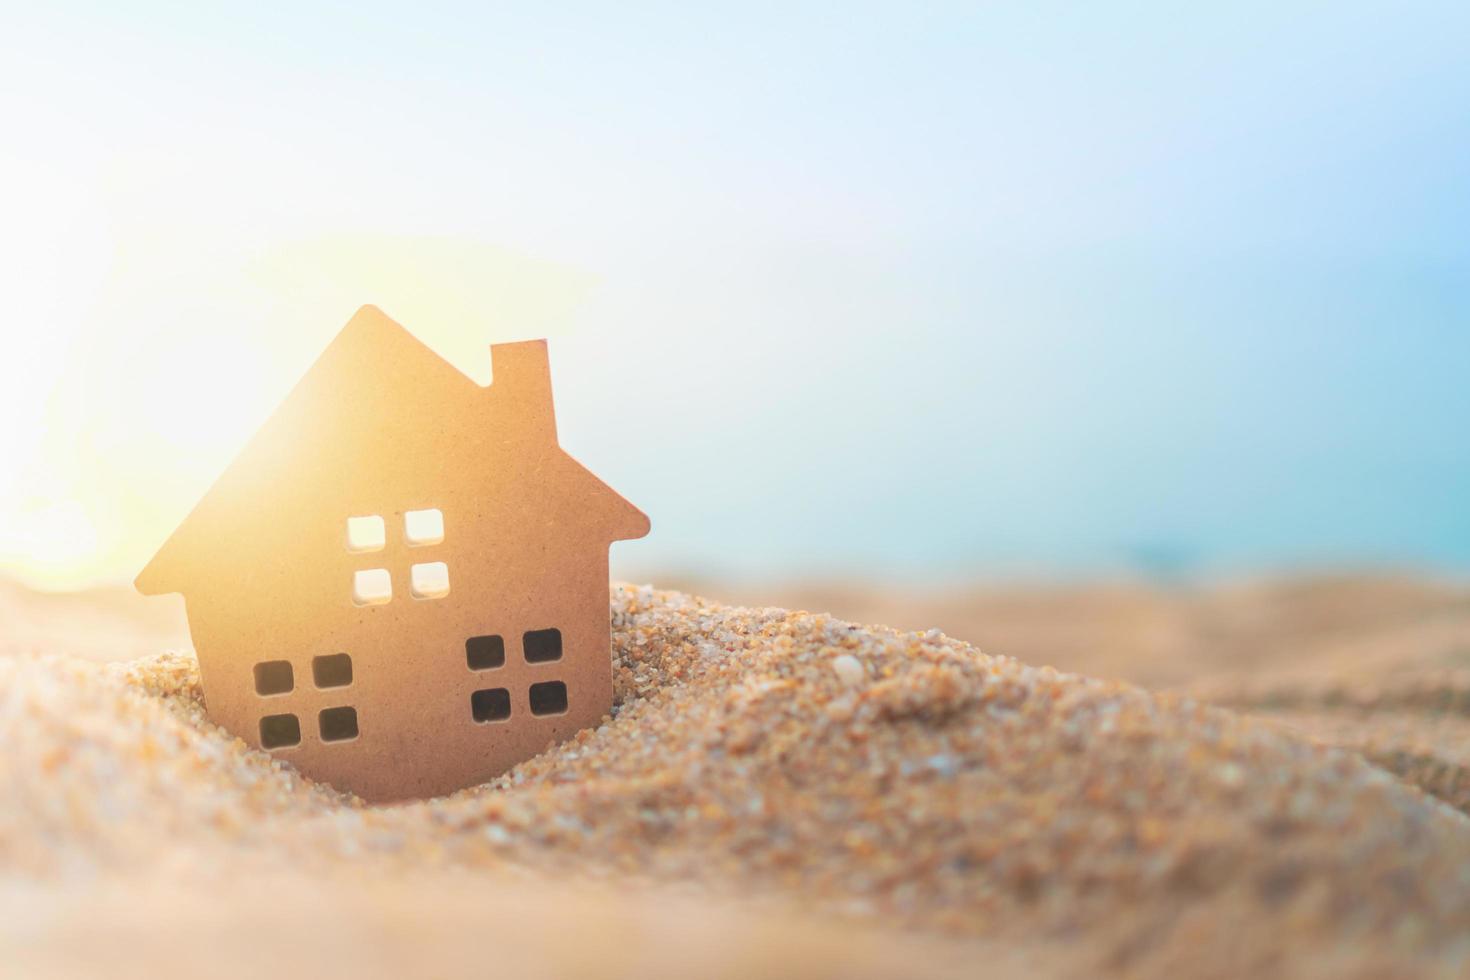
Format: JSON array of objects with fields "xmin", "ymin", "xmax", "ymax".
[{"xmin": 831, "ymin": 653, "xmax": 866, "ymax": 686}]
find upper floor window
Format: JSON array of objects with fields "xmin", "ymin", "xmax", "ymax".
[
  {"xmin": 345, "ymin": 515, "xmax": 386, "ymax": 552},
  {"xmin": 345, "ymin": 508, "xmax": 448, "ymax": 604},
  {"xmin": 404, "ymin": 508, "xmax": 444, "ymax": 546},
  {"xmin": 352, "ymin": 568, "xmax": 393, "ymax": 605}
]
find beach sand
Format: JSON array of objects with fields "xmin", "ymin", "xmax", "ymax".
[{"xmin": 5, "ymin": 577, "xmax": 1470, "ymax": 977}]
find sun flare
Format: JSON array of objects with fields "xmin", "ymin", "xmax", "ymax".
[{"xmin": 0, "ymin": 216, "xmax": 589, "ymax": 591}]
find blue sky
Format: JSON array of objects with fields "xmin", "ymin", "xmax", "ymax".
[{"xmin": 1, "ymin": 3, "xmax": 1467, "ymax": 585}]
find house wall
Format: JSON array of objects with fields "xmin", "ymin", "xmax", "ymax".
[
  {"xmin": 187, "ymin": 535, "xmax": 616, "ymax": 802},
  {"xmin": 178, "ymin": 416, "xmax": 630, "ymax": 800}
]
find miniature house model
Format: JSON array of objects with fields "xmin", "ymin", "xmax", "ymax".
[{"xmin": 136, "ymin": 306, "xmax": 649, "ymax": 802}]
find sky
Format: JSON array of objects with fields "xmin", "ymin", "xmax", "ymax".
[{"xmin": 0, "ymin": 2, "xmax": 1467, "ymax": 589}]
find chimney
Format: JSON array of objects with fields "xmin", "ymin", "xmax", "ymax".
[{"xmin": 490, "ymin": 340, "xmax": 557, "ymax": 440}]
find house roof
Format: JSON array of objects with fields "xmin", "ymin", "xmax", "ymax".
[{"xmin": 135, "ymin": 305, "xmax": 649, "ymax": 596}]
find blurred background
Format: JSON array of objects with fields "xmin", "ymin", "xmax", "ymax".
[
  {"xmin": 1, "ymin": 2, "xmax": 1467, "ymax": 595},
  {"xmin": 10, "ymin": 13, "xmax": 1470, "ymax": 977}
]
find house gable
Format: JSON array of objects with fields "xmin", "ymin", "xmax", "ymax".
[{"xmin": 136, "ymin": 305, "xmax": 648, "ymax": 599}]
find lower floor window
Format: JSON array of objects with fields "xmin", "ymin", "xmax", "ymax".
[
  {"xmin": 471, "ymin": 687, "xmax": 512, "ymax": 722},
  {"xmin": 529, "ymin": 680, "xmax": 568, "ymax": 716},
  {"xmin": 319, "ymin": 705, "xmax": 359, "ymax": 742},
  {"xmin": 260, "ymin": 713, "xmax": 301, "ymax": 748}
]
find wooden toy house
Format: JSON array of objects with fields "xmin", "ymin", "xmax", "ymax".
[{"xmin": 135, "ymin": 306, "xmax": 649, "ymax": 802}]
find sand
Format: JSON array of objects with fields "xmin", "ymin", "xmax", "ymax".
[{"xmin": 5, "ymin": 580, "xmax": 1470, "ymax": 977}]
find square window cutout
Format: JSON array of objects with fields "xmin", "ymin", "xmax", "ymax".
[
  {"xmin": 346, "ymin": 515, "xmax": 385, "ymax": 552},
  {"xmin": 260, "ymin": 713, "xmax": 301, "ymax": 749},
  {"xmin": 353, "ymin": 568, "xmax": 392, "ymax": 605},
  {"xmin": 466, "ymin": 635, "xmax": 505, "ymax": 671},
  {"xmin": 319, "ymin": 706, "xmax": 359, "ymax": 742},
  {"xmin": 524, "ymin": 628, "xmax": 562, "ymax": 664},
  {"xmin": 254, "ymin": 660, "xmax": 293, "ymax": 696},
  {"xmin": 471, "ymin": 687, "xmax": 511, "ymax": 722},
  {"xmin": 529, "ymin": 680, "xmax": 568, "ymax": 716},
  {"xmin": 411, "ymin": 561, "xmax": 450, "ymax": 599},
  {"xmin": 405, "ymin": 508, "xmax": 444, "ymax": 546},
  {"xmin": 313, "ymin": 653, "xmax": 353, "ymax": 688}
]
